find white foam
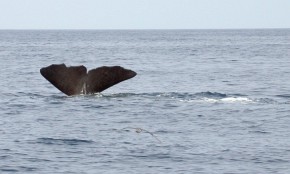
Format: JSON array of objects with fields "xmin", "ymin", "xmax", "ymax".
[
  {"xmin": 175, "ymin": 95, "xmax": 254, "ymax": 104},
  {"xmin": 221, "ymin": 97, "xmax": 253, "ymax": 103},
  {"xmin": 203, "ymin": 98, "xmax": 219, "ymax": 103},
  {"xmin": 201, "ymin": 97, "xmax": 253, "ymax": 104}
]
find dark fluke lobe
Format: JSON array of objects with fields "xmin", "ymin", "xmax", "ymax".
[{"xmin": 40, "ymin": 64, "xmax": 137, "ymax": 96}]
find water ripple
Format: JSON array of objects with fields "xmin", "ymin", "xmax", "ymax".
[{"xmin": 35, "ymin": 138, "xmax": 94, "ymax": 146}]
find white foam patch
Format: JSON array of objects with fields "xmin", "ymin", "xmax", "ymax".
[
  {"xmin": 202, "ymin": 98, "xmax": 219, "ymax": 103},
  {"xmin": 221, "ymin": 97, "xmax": 253, "ymax": 103},
  {"xmin": 180, "ymin": 97, "xmax": 254, "ymax": 104}
]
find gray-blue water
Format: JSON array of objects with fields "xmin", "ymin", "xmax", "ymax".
[{"xmin": 0, "ymin": 29, "xmax": 290, "ymax": 173}]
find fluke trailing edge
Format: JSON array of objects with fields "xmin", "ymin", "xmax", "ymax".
[{"xmin": 40, "ymin": 64, "xmax": 137, "ymax": 96}]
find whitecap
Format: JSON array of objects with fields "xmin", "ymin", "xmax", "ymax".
[
  {"xmin": 200, "ymin": 97, "xmax": 253, "ymax": 104},
  {"xmin": 220, "ymin": 97, "xmax": 253, "ymax": 103}
]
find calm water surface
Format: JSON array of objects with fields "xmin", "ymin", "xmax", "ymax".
[{"xmin": 0, "ymin": 29, "xmax": 290, "ymax": 173}]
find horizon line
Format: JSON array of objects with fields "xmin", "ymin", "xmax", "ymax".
[{"xmin": 0, "ymin": 27, "xmax": 290, "ymax": 31}]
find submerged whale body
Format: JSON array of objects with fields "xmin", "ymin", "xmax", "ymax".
[{"xmin": 40, "ymin": 64, "xmax": 137, "ymax": 96}]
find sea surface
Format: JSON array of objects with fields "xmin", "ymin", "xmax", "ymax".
[{"xmin": 0, "ymin": 29, "xmax": 290, "ymax": 174}]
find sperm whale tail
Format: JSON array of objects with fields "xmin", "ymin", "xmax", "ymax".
[{"xmin": 40, "ymin": 64, "xmax": 137, "ymax": 96}]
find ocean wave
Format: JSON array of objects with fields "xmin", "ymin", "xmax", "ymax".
[
  {"xmin": 276, "ymin": 94, "xmax": 290, "ymax": 98},
  {"xmin": 0, "ymin": 166, "xmax": 38, "ymax": 173},
  {"xmin": 36, "ymin": 138, "xmax": 94, "ymax": 146},
  {"xmin": 102, "ymin": 91, "xmax": 228, "ymax": 99},
  {"xmin": 100, "ymin": 92, "xmax": 257, "ymax": 104},
  {"xmin": 17, "ymin": 91, "xmax": 286, "ymax": 105},
  {"xmin": 201, "ymin": 97, "xmax": 254, "ymax": 104}
]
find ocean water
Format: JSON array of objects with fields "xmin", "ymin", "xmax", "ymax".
[{"xmin": 0, "ymin": 29, "xmax": 290, "ymax": 173}]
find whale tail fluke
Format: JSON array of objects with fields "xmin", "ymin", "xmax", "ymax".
[
  {"xmin": 86, "ymin": 66, "xmax": 137, "ymax": 93},
  {"xmin": 40, "ymin": 64, "xmax": 137, "ymax": 96}
]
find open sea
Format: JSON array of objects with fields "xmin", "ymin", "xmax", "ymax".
[{"xmin": 0, "ymin": 29, "xmax": 290, "ymax": 173}]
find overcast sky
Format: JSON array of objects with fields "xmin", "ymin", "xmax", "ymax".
[{"xmin": 0, "ymin": 0, "xmax": 289, "ymax": 29}]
